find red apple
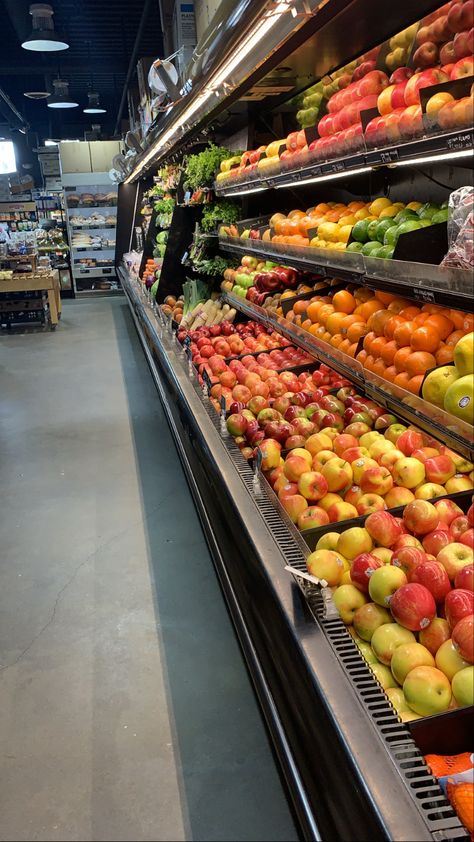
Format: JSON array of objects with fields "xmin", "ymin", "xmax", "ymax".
[
  {"xmin": 404, "ymin": 69, "xmax": 450, "ymax": 105},
  {"xmin": 297, "ymin": 506, "xmax": 329, "ymax": 530},
  {"xmin": 445, "ymin": 588, "xmax": 474, "ymax": 628},
  {"xmin": 423, "ymin": 529, "xmax": 453, "ymax": 556},
  {"xmin": 425, "ymin": 454, "xmax": 456, "ymax": 484},
  {"xmin": 350, "ymin": 553, "xmax": 382, "ymax": 592},
  {"xmin": 419, "ymin": 617, "xmax": 451, "ymax": 655},
  {"xmin": 390, "ymin": 583, "xmax": 436, "ymax": 631},
  {"xmin": 389, "ymin": 67, "xmax": 413, "ymax": 84},
  {"xmin": 280, "ymin": 494, "xmax": 308, "ymax": 523},
  {"xmin": 460, "ymin": 529, "xmax": 474, "ymax": 548},
  {"xmin": 452, "ymin": 614, "xmax": 474, "ymax": 662},
  {"xmin": 410, "ymin": 560, "xmax": 452, "ymax": 602},
  {"xmin": 397, "ymin": 430, "xmax": 424, "ymax": 456},
  {"xmin": 435, "ymin": 498, "xmax": 464, "ymax": 525},
  {"xmin": 451, "ymin": 55, "xmax": 474, "ymax": 78},
  {"xmin": 453, "ymin": 28, "xmax": 474, "ymax": 59},
  {"xmin": 403, "ymin": 500, "xmax": 439, "ymax": 535},
  {"xmin": 399, "ymin": 105, "xmax": 423, "ymax": 138},
  {"xmin": 365, "ymin": 511, "xmax": 402, "ymax": 547},
  {"xmin": 448, "ymin": 0, "xmax": 474, "ymax": 33},
  {"xmin": 451, "ymin": 515, "xmax": 470, "ymax": 540},
  {"xmin": 357, "ymin": 69, "xmax": 390, "ymax": 97},
  {"xmin": 468, "ymin": 503, "xmax": 474, "ymax": 527},
  {"xmin": 413, "ymin": 42, "xmax": 439, "ymax": 68},
  {"xmin": 258, "ymin": 438, "xmax": 281, "ymax": 471},
  {"xmin": 455, "ymin": 562, "xmax": 474, "ymax": 591},
  {"xmin": 392, "ymin": 546, "xmax": 428, "ymax": 577}
]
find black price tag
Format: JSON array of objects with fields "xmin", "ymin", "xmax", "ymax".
[
  {"xmin": 183, "ymin": 335, "xmax": 191, "ymax": 349},
  {"xmin": 413, "ymin": 288, "xmax": 436, "ymax": 303},
  {"xmin": 331, "ymin": 160, "xmax": 345, "ymax": 173},
  {"xmin": 203, "ymin": 369, "xmax": 212, "ymax": 391},
  {"xmin": 185, "ymin": 346, "xmax": 192, "ymax": 362},
  {"xmin": 304, "ymin": 125, "xmax": 319, "ymax": 145},
  {"xmin": 307, "ymin": 228, "xmax": 318, "ymax": 240},
  {"xmin": 220, "ymin": 395, "xmax": 226, "ymax": 415},
  {"xmin": 310, "ymin": 165, "xmax": 322, "ymax": 178},
  {"xmin": 380, "ymin": 149, "xmax": 399, "ymax": 164},
  {"xmin": 255, "ymin": 447, "xmax": 263, "ymax": 473}
]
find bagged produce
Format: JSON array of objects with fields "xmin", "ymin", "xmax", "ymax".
[{"xmin": 442, "ymin": 187, "xmax": 474, "ymax": 270}]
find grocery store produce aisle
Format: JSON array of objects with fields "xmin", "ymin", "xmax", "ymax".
[{"xmin": 0, "ymin": 298, "xmax": 298, "ymax": 842}]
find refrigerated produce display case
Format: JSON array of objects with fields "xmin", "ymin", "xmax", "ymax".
[{"xmin": 115, "ymin": 1, "xmax": 474, "ymax": 839}]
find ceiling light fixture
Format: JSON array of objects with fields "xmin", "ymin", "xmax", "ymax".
[
  {"xmin": 83, "ymin": 92, "xmax": 106, "ymax": 114},
  {"xmin": 21, "ymin": 4, "xmax": 69, "ymax": 52},
  {"xmin": 47, "ymin": 79, "xmax": 78, "ymax": 108},
  {"xmin": 24, "ymin": 91, "xmax": 50, "ymax": 99}
]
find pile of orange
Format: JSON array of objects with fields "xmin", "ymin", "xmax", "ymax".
[{"xmin": 287, "ymin": 285, "xmax": 473, "ymax": 395}]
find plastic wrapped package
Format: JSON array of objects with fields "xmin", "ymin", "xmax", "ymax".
[{"xmin": 441, "ymin": 186, "xmax": 474, "ymax": 270}]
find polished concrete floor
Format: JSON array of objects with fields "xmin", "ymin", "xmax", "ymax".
[{"xmin": 0, "ymin": 298, "xmax": 299, "ymax": 842}]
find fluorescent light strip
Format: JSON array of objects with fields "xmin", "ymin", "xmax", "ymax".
[
  {"xmin": 392, "ymin": 148, "xmax": 473, "ymax": 167},
  {"xmin": 225, "ymin": 186, "xmax": 267, "ymax": 196},
  {"xmin": 275, "ymin": 166, "xmax": 371, "ymax": 187},
  {"xmin": 125, "ymin": 1, "xmax": 293, "ymax": 182}
]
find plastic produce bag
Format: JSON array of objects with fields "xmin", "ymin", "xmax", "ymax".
[{"xmin": 441, "ymin": 186, "xmax": 474, "ymax": 270}]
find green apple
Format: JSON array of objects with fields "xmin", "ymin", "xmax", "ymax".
[
  {"xmin": 353, "ymin": 636, "xmax": 378, "ymax": 664},
  {"xmin": 400, "ymin": 709, "xmax": 422, "ymax": 722},
  {"xmin": 337, "ymin": 526, "xmax": 373, "ymax": 560},
  {"xmin": 384, "ymin": 423, "xmax": 407, "ymax": 444},
  {"xmin": 386, "ymin": 687, "xmax": 411, "ymax": 715},
  {"xmin": 370, "ymin": 662, "xmax": 399, "ymax": 689},
  {"xmin": 451, "ymin": 666, "xmax": 474, "ymax": 708},
  {"xmin": 403, "ymin": 666, "xmax": 451, "ymax": 716},
  {"xmin": 353, "ymin": 602, "xmax": 391, "ymax": 641},
  {"xmin": 316, "ymin": 532, "xmax": 341, "ymax": 551},
  {"xmin": 368, "ymin": 566, "xmax": 407, "ymax": 607},
  {"xmin": 435, "ymin": 639, "xmax": 471, "ymax": 681},
  {"xmin": 371, "ymin": 623, "xmax": 415, "ymax": 665},
  {"xmin": 332, "ymin": 584, "xmax": 367, "ymax": 624},
  {"xmin": 391, "ymin": 642, "xmax": 434, "ymax": 685},
  {"xmin": 359, "ymin": 431, "xmax": 381, "ymax": 449}
]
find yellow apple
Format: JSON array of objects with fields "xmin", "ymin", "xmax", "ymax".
[
  {"xmin": 332, "ymin": 583, "xmax": 367, "ymax": 623},
  {"xmin": 370, "ymin": 662, "xmax": 399, "ymax": 689},
  {"xmin": 403, "ymin": 666, "xmax": 452, "ymax": 716},
  {"xmin": 391, "ymin": 643, "xmax": 435, "ymax": 685},
  {"xmin": 454, "ymin": 331, "xmax": 473, "ymax": 376},
  {"xmin": 306, "ymin": 549, "xmax": 345, "ymax": 586},
  {"xmin": 371, "ymin": 623, "xmax": 415, "ymax": 665},
  {"xmin": 435, "ymin": 639, "xmax": 471, "ymax": 681},
  {"xmin": 337, "ymin": 526, "xmax": 373, "ymax": 560},
  {"xmin": 451, "ymin": 666, "xmax": 474, "ymax": 708},
  {"xmin": 316, "ymin": 532, "xmax": 341, "ymax": 551}
]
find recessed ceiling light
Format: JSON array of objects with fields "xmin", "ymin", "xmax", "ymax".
[
  {"xmin": 47, "ymin": 79, "xmax": 78, "ymax": 108},
  {"xmin": 21, "ymin": 4, "xmax": 69, "ymax": 52},
  {"xmin": 83, "ymin": 92, "xmax": 106, "ymax": 114}
]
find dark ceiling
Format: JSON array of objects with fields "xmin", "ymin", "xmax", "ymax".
[{"xmin": 1, "ymin": 0, "xmax": 164, "ymax": 141}]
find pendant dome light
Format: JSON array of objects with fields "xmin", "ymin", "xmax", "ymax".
[
  {"xmin": 83, "ymin": 92, "xmax": 106, "ymax": 114},
  {"xmin": 21, "ymin": 4, "xmax": 69, "ymax": 52},
  {"xmin": 47, "ymin": 79, "xmax": 78, "ymax": 108}
]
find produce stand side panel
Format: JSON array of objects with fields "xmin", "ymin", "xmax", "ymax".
[{"xmin": 156, "ymin": 204, "xmax": 203, "ymax": 303}]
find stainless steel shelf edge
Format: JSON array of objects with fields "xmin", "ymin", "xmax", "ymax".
[{"xmin": 120, "ymin": 269, "xmax": 465, "ymax": 842}]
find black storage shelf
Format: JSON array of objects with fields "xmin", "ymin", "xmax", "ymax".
[
  {"xmin": 215, "ymin": 130, "xmax": 474, "ymax": 197},
  {"xmin": 218, "ymin": 240, "xmax": 474, "ymax": 311},
  {"xmin": 120, "ymin": 267, "xmax": 468, "ymax": 842},
  {"xmin": 221, "ymin": 291, "xmax": 474, "ymax": 462}
]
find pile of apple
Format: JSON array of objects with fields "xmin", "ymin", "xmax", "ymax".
[{"xmin": 306, "ymin": 499, "xmax": 474, "ymax": 719}]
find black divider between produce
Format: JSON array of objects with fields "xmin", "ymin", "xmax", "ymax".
[{"xmin": 121, "ymin": 267, "xmax": 468, "ymax": 842}]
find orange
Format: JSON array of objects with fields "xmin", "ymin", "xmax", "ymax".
[
  {"xmin": 374, "ymin": 290, "xmax": 397, "ymax": 305},
  {"xmin": 288, "ymin": 209, "xmax": 305, "ymax": 219},
  {"xmin": 332, "ymin": 290, "xmax": 356, "ymax": 314},
  {"xmin": 372, "ymin": 358, "xmax": 386, "ymax": 377},
  {"xmin": 393, "ymin": 321, "xmax": 415, "ymax": 348},
  {"xmin": 388, "ymin": 298, "xmax": 410, "ymax": 313},
  {"xmin": 322, "ymin": 331, "xmax": 332, "ymax": 343},
  {"xmin": 364, "ymin": 354, "xmax": 375, "ymax": 371},
  {"xmin": 410, "ymin": 325, "xmax": 440, "ymax": 353},
  {"xmin": 307, "ymin": 301, "xmax": 323, "ymax": 323},
  {"xmin": 293, "ymin": 300, "xmax": 308, "ymax": 317},
  {"xmin": 326, "ymin": 312, "xmax": 347, "ymax": 335},
  {"xmin": 359, "ymin": 299, "xmax": 384, "ymax": 320},
  {"xmin": 347, "ymin": 322, "xmax": 368, "ymax": 343},
  {"xmin": 406, "ymin": 351, "xmax": 437, "ymax": 377},
  {"xmin": 318, "ymin": 304, "xmax": 335, "ymax": 326},
  {"xmin": 413, "ymin": 312, "xmax": 430, "ymax": 326},
  {"xmin": 449, "ymin": 309, "xmax": 466, "ymax": 330},
  {"xmin": 371, "ymin": 336, "xmax": 387, "ymax": 357},
  {"xmin": 363, "ymin": 331, "xmax": 377, "ymax": 353},
  {"xmin": 436, "ymin": 344, "xmax": 454, "ymax": 365},
  {"xmin": 347, "ymin": 342, "xmax": 358, "ymax": 357},
  {"xmin": 384, "ymin": 315, "xmax": 405, "ymax": 339},
  {"xmin": 354, "ymin": 287, "xmax": 375, "ymax": 303},
  {"xmin": 356, "ymin": 349, "xmax": 367, "ymax": 365},
  {"xmin": 399, "ymin": 305, "xmax": 421, "ymax": 320},
  {"xmin": 339, "ymin": 338, "xmax": 351, "ymax": 354},
  {"xmin": 368, "ymin": 309, "xmax": 391, "ymax": 337},
  {"xmin": 446, "ymin": 329, "xmax": 466, "ymax": 347},
  {"xmin": 394, "ymin": 347, "xmax": 412, "ymax": 372},
  {"xmin": 340, "ymin": 313, "xmax": 365, "ymax": 333},
  {"xmin": 309, "ymin": 323, "xmax": 320, "ymax": 337},
  {"xmin": 407, "ymin": 375, "xmax": 424, "ymax": 395},
  {"xmin": 463, "ymin": 313, "xmax": 474, "ymax": 332},
  {"xmin": 421, "ymin": 303, "xmax": 444, "ymax": 314},
  {"xmin": 281, "ymin": 290, "xmax": 297, "ymax": 301},
  {"xmin": 330, "ymin": 334, "xmax": 343, "ymax": 348},
  {"xmin": 424, "ymin": 314, "xmax": 454, "ymax": 340},
  {"xmin": 384, "ymin": 365, "xmax": 397, "ymax": 382},
  {"xmin": 394, "ymin": 371, "xmax": 411, "ymax": 389},
  {"xmin": 301, "ymin": 318, "xmax": 312, "ymax": 332},
  {"xmin": 286, "ymin": 310, "xmax": 295, "ymax": 322},
  {"xmin": 381, "ymin": 339, "xmax": 398, "ymax": 366}
]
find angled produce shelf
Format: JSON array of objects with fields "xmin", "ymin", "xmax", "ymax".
[
  {"xmin": 120, "ymin": 267, "xmax": 468, "ymax": 842},
  {"xmin": 221, "ymin": 290, "xmax": 474, "ymax": 461},
  {"xmin": 215, "ymin": 130, "xmax": 474, "ymax": 197},
  {"xmin": 219, "ymin": 238, "xmax": 474, "ymax": 310}
]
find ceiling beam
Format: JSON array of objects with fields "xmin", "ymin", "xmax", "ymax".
[
  {"xmin": 113, "ymin": 0, "xmax": 156, "ymax": 135},
  {"xmin": 0, "ymin": 63, "xmax": 128, "ymax": 75}
]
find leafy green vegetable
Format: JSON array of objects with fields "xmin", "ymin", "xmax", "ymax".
[
  {"xmin": 192, "ymin": 255, "xmax": 238, "ymax": 277},
  {"xmin": 184, "ymin": 144, "xmax": 237, "ymax": 190},
  {"xmin": 154, "ymin": 197, "xmax": 175, "ymax": 214},
  {"xmin": 182, "ymin": 278, "xmax": 210, "ymax": 316},
  {"xmin": 200, "ymin": 200, "xmax": 240, "ymax": 232}
]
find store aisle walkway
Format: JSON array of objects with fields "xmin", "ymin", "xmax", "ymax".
[{"xmin": 0, "ymin": 298, "xmax": 299, "ymax": 842}]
